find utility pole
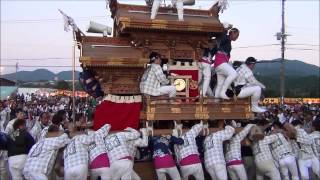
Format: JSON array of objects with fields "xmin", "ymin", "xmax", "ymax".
[
  {"xmin": 279, "ymin": 0, "xmax": 286, "ymax": 107},
  {"xmin": 15, "ymin": 62, "xmax": 19, "ymax": 87},
  {"xmin": 72, "ymin": 33, "xmax": 76, "ymax": 125}
]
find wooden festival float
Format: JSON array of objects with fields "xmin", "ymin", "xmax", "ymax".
[{"xmin": 75, "ymin": 0, "xmax": 256, "ymax": 178}]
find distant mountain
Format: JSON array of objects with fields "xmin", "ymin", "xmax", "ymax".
[
  {"xmin": 1, "ymin": 59, "xmax": 319, "ymax": 82},
  {"xmin": 2, "ymin": 69, "xmax": 80, "ymax": 82},
  {"xmin": 2, "ymin": 69, "xmax": 55, "ymax": 82},
  {"xmin": 254, "ymin": 59, "xmax": 319, "ymax": 77},
  {"xmin": 56, "ymin": 71, "xmax": 80, "ymax": 81}
]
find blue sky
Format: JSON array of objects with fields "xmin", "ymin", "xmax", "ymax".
[{"xmin": 1, "ymin": 0, "xmax": 319, "ymax": 74}]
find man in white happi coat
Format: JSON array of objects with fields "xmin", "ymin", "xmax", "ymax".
[
  {"xmin": 233, "ymin": 57, "xmax": 266, "ymax": 113},
  {"xmin": 251, "ymin": 120, "xmax": 281, "ymax": 180},
  {"xmin": 64, "ymin": 133, "xmax": 95, "ymax": 180},
  {"xmin": 204, "ymin": 122, "xmax": 235, "ymax": 180},
  {"xmin": 269, "ymin": 121, "xmax": 299, "ymax": 180},
  {"xmin": 0, "ymin": 102, "xmax": 10, "ymax": 180},
  {"xmin": 126, "ymin": 128, "xmax": 149, "ymax": 180},
  {"xmin": 0, "ymin": 102, "xmax": 10, "ymax": 132},
  {"xmin": 140, "ymin": 52, "xmax": 176, "ymax": 98},
  {"xmin": 289, "ymin": 120, "xmax": 320, "ymax": 180},
  {"xmin": 310, "ymin": 120, "xmax": 320, "ymax": 160},
  {"xmin": 174, "ymin": 122, "xmax": 205, "ymax": 180},
  {"xmin": 104, "ymin": 127, "xmax": 140, "ymax": 180},
  {"xmin": 29, "ymin": 112, "xmax": 50, "ymax": 142},
  {"xmin": 88, "ymin": 124, "xmax": 112, "ymax": 180},
  {"xmin": 23, "ymin": 125, "xmax": 70, "ymax": 180},
  {"xmin": 225, "ymin": 124, "xmax": 255, "ymax": 180},
  {"xmin": 5, "ymin": 109, "xmax": 26, "ymax": 135}
]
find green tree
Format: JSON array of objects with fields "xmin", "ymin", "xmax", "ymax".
[{"xmin": 55, "ymin": 80, "xmax": 69, "ymax": 90}]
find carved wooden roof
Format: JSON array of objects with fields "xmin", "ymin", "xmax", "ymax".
[
  {"xmin": 80, "ymin": 36, "xmax": 148, "ymax": 67},
  {"xmin": 109, "ymin": 0, "xmax": 224, "ymax": 34}
]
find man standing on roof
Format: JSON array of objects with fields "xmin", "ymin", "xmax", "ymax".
[
  {"xmin": 199, "ymin": 42, "xmax": 216, "ymax": 97},
  {"xmin": 213, "ymin": 23, "xmax": 239, "ymax": 100},
  {"xmin": 140, "ymin": 52, "xmax": 176, "ymax": 98}
]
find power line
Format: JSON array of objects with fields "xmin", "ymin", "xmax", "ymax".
[
  {"xmin": 286, "ymin": 26, "xmax": 319, "ymax": 30},
  {"xmin": 1, "ymin": 15, "xmax": 110, "ymax": 24},
  {"xmin": 1, "ymin": 58, "xmax": 77, "ymax": 61},
  {"xmin": 286, "ymin": 48, "xmax": 319, "ymax": 51},
  {"xmin": 0, "ymin": 65, "xmax": 81, "ymax": 68},
  {"xmin": 233, "ymin": 44, "xmax": 319, "ymax": 50},
  {"xmin": 233, "ymin": 44, "xmax": 279, "ymax": 49},
  {"xmin": 286, "ymin": 43, "xmax": 320, "ymax": 47}
]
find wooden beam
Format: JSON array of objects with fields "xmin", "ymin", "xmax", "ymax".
[{"xmin": 151, "ymin": 127, "xmax": 247, "ymax": 136}]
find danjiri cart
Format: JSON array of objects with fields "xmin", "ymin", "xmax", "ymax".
[{"xmin": 75, "ymin": 0, "xmax": 256, "ymax": 178}]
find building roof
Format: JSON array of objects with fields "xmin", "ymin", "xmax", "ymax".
[
  {"xmin": 80, "ymin": 37, "xmax": 148, "ymax": 67},
  {"xmin": 0, "ymin": 78, "xmax": 16, "ymax": 86},
  {"xmin": 109, "ymin": 0, "xmax": 224, "ymax": 35}
]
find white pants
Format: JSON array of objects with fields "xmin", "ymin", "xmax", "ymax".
[
  {"xmin": 0, "ymin": 119, "xmax": 5, "ymax": 132},
  {"xmin": 156, "ymin": 166, "xmax": 181, "ymax": 180},
  {"xmin": 242, "ymin": 156, "xmax": 256, "ymax": 180},
  {"xmin": 110, "ymin": 159, "xmax": 133, "ymax": 180},
  {"xmin": 180, "ymin": 163, "xmax": 204, "ymax": 180},
  {"xmin": 198, "ymin": 62, "xmax": 214, "ymax": 97},
  {"xmin": 151, "ymin": 0, "xmax": 184, "ymax": 21},
  {"xmin": 0, "ymin": 154, "xmax": 8, "ymax": 180},
  {"xmin": 64, "ymin": 164, "xmax": 88, "ymax": 180},
  {"xmin": 90, "ymin": 167, "xmax": 112, "ymax": 180},
  {"xmin": 150, "ymin": 0, "xmax": 161, "ymax": 19},
  {"xmin": 206, "ymin": 164, "xmax": 228, "ymax": 180},
  {"xmin": 298, "ymin": 156, "xmax": 320, "ymax": 180},
  {"xmin": 227, "ymin": 164, "xmax": 248, "ymax": 180},
  {"xmin": 131, "ymin": 170, "xmax": 141, "ymax": 180},
  {"xmin": 278, "ymin": 155, "xmax": 299, "ymax": 180},
  {"xmin": 175, "ymin": 0, "xmax": 184, "ymax": 21},
  {"xmin": 237, "ymin": 85, "xmax": 262, "ymax": 107},
  {"xmin": 8, "ymin": 154, "xmax": 27, "ymax": 180},
  {"xmin": 214, "ymin": 63, "xmax": 237, "ymax": 98},
  {"xmin": 24, "ymin": 172, "xmax": 48, "ymax": 180},
  {"xmin": 159, "ymin": 85, "xmax": 177, "ymax": 98},
  {"xmin": 256, "ymin": 159, "xmax": 281, "ymax": 180}
]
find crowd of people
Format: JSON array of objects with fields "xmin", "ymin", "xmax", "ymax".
[
  {"xmin": 0, "ymin": 90, "xmax": 320, "ymax": 180},
  {"xmin": 0, "ymin": 94, "xmax": 95, "ymax": 131}
]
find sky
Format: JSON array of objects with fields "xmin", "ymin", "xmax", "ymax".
[{"xmin": 1, "ymin": 0, "xmax": 319, "ymax": 75}]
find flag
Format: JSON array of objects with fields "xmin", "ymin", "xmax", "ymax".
[
  {"xmin": 58, "ymin": 9, "xmax": 79, "ymax": 32},
  {"xmin": 214, "ymin": 0, "xmax": 229, "ymax": 13}
]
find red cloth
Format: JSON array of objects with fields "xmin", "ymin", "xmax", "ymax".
[{"xmin": 93, "ymin": 100, "xmax": 142, "ymax": 131}]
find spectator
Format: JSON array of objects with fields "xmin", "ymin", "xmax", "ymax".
[{"xmin": 7, "ymin": 119, "xmax": 35, "ymax": 180}]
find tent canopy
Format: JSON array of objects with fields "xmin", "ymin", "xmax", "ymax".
[{"xmin": 0, "ymin": 86, "xmax": 17, "ymax": 100}]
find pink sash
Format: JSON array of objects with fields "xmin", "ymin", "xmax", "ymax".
[
  {"xmin": 180, "ymin": 154, "xmax": 201, "ymax": 166},
  {"xmin": 90, "ymin": 153, "xmax": 110, "ymax": 169},
  {"xmin": 154, "ymin": 154, "xmax": 176, "ymax": 169},
  {"xmin": 214, "ymin": 52, "xmax": 230, "ymax": 68}
]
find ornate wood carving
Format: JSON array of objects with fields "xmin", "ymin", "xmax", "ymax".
[{"xmin": 80, "ymin": 1, "xmax": 225, "ymax": 95}]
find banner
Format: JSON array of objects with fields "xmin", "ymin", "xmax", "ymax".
[
  {"xmin": 262, "ymin": 98, "xmax": 320, "ymax": 104},
  {"xmin": 93, "ymin": 95, "xmax": 142, "ymax": 131}
]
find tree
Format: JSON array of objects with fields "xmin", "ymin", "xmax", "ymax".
[{"xmin": 55, "ymin": 80, "xmax": 69, "ymax": 90}]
